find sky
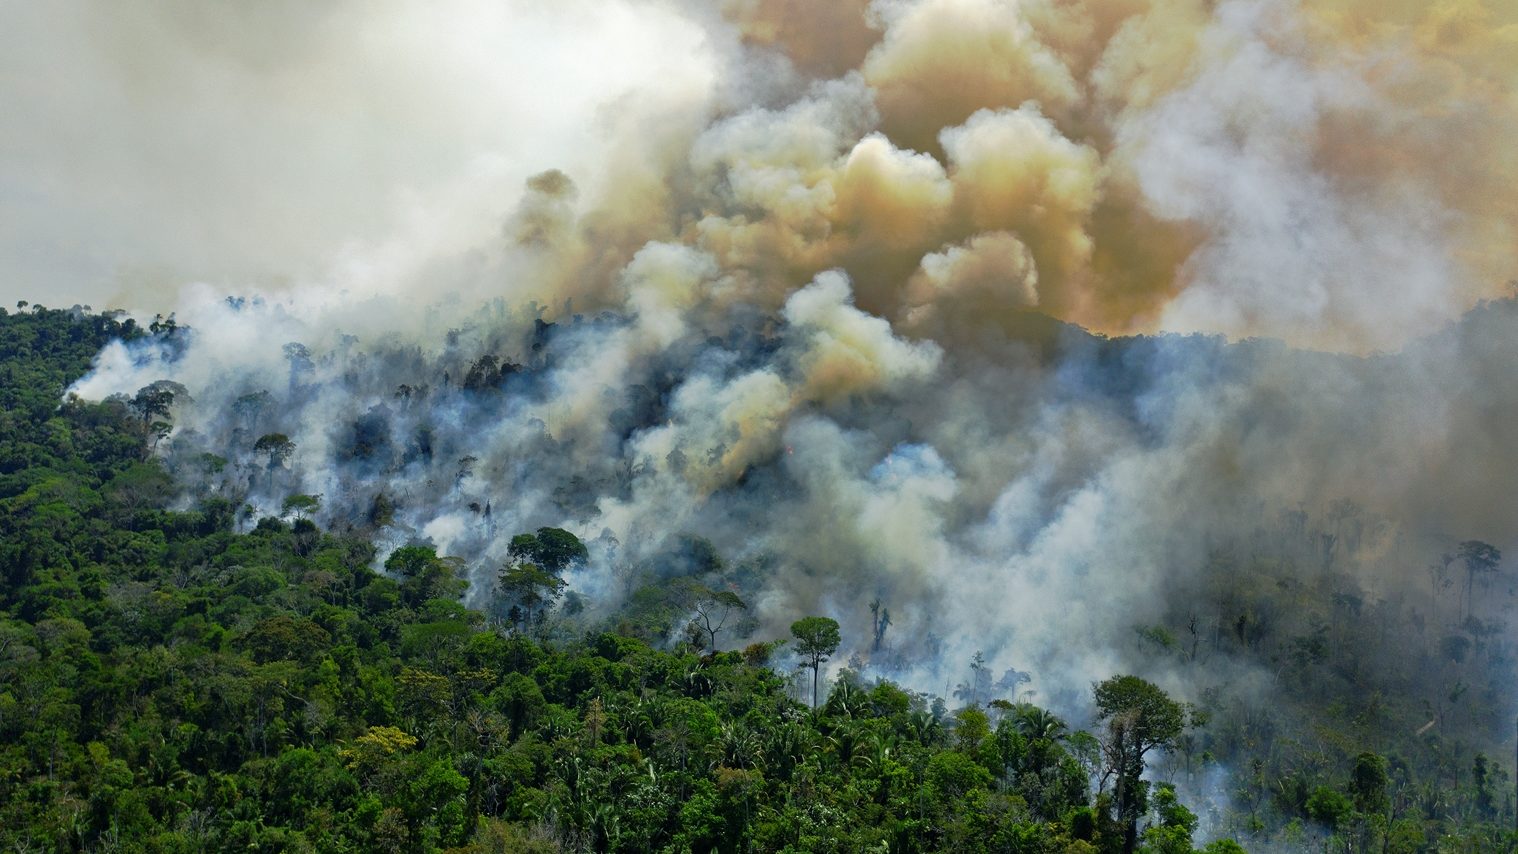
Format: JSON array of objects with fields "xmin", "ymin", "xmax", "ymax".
[{"xmin": 0, "ymin": 0, "xmax": 713, "ymax": 310}]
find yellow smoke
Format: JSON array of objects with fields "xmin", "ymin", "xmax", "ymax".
[{"xmin": 538, "ymin": 0, "xmax": 1518, "ymax": 351}]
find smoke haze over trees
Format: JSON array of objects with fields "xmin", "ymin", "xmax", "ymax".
[{"xmin": 3, "ymin": 0, "xmax": 1518, "ymax": 850}]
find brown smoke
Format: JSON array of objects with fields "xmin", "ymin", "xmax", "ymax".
[
  {"xmin": 54, "ymin": 0, "xmax": 1518, "ymax": 721},
  {"xmin": 8, "ymin": 0, "xmax": 1511, "ymax": 350},
  {"xmin": 529, "ymin": 0, "xmax": 1518, "ymax": 351},
  {"xmin": 722, "ymin": 0, "xmax": 879, "ymax": 79}
]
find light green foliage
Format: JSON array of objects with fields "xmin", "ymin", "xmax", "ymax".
[
  {"xmin": 281, "ymin": 492, "xmax": 321, "ymax": 520},
  {"xmin": 387, "ymin": 543, "xmax": 468, "ymax": 607},
  {"xmin": 1094, "ymin": 676, "xmax": 1187, "ymax": 758},
  {"xmin": 1141, "ymin": 783, "xmax": 1198, "ymax": 854}
]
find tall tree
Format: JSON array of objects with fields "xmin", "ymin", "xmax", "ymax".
[
  {"xmin": 129, "ymin": 380, "xmax": 185, "ymax": 426},
  {"xmin": 498, "ymin": 562, "xmax": 566, "ymax": 633},
  {"xmin": 1457, "ymin": 540, "xmax": 1501, "ymax": 621},
  {"xmin": 1094, "ymin": 675, "xmax": 1187, "ymax": 854},
  {"xmin": 386, "ymin": 544, "xmax": 466, "ymax": 607},
  {"xmin": 1427, "ymin": 552, "xmax": 1456, "ymax": 629},
  {"xmin": 497, "ymin": 528, "xmax": 584, "ymax": 634},
  {"xmin": 671, "ymin": 579, "xmax": 747, "ymax": 652},
  {"xmin": 790, "ymin": 616, "xmax": 841, "ymax": 711},
  {"xmin": 869, "ymin": 598, "xmax": 892, "ymax": 652},
  {"xmin": 281, "ymin": 493, "xmax": 321, "ymax": 521},
  {"xmin": 507, "ymin": 527, "xmax": 588, "ymax": 574},
  {"xmin": 253, "ymin": 433, "xmax": 296, "ymax": 490}
]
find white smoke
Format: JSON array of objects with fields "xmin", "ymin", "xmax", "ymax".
[{"xmin": 42, "ymin": 0, "xmax": 1518, "ymax": 736}]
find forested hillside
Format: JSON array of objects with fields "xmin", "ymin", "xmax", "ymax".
[{"xmin": 1, "ymin": 306, "xmax": 1513, "ymax": 853}]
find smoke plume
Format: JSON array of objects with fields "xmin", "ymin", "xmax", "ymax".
[{"xmin": 31, "ymin": 0, "xmax": 1518, "ymax": 731}]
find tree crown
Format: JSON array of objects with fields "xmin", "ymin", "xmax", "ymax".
[
  {"xmin": 790, "ymin": 616, "xmax": 841, "ymax": 664},
  {"xmin": 1093, "ymin": 674, "xmax": 1186, "ymax": 754}
]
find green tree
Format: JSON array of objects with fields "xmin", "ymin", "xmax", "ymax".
[
  {"xmin": 1094, "ymin": 675, "xmax": 1187, "ymax": 854},
  {"xmin": 790, "ymin": 616, "xmax": 841, "ymax": 711},
  {"xmin": 1306, "ymin": 784, "xmax": 1352, "ymax": 831},
  {"xmin": 495, "ymin": 529, "xmax": 584, "ymax": 634},
  {"xmin": 129, "ymin": 380, "xmax": 185, "ymax": 425},
  {"xmin": 386, "ymin": 544, "xmax": 465, "ymax": 607},
  {"xmin": 1142, "ymin": 782, "xmax": 1198, "ymax": 854},
  {"xmin": 498, "ymin": 562, "xmax": 566, "ymax": 632},
  {"xmin": 1350, "ymin": 752, "xmax": 1389, "ymax": 815},
  {"xmin": 281, "ymin": 493, "xmax": 321, "ymax": 520},
  {"xmin": 254, "ymin": 432, "xmax": 296, "ymax": 467},
  {"xmin": 1472, "ymin": 754, "xmax": 1497, "ymax": 821},
  {"xmin": 239, "ymin": 614, "xmax": 332, "ymax": 663},
  {"xmin": 254, "ymin": 432, "xmax": 296, "ymax": 490},
  {"xmin": 507, "ymin": 527, "xmax": 588, "ymax": 574}
]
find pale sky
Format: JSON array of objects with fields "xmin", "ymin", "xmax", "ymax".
[{"xmin": 0, "ymin": 0, "xmax": 713, "ymax": 309}]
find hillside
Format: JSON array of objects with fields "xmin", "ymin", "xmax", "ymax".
[{"xmin": 2, "ymin": 305, "xmax": 1515, "ymax": 852}]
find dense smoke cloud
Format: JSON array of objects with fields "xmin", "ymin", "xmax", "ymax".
[{"xmin": 49, "ymin": 0, "xmax": 1518, "ymax": 731}]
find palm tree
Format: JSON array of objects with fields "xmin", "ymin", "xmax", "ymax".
[
  {"xmin": 908, "ymin": 710, "xmax": 945, "ymax": 747},
  {"xmin": 824, "ymin": 679, "xmax": 866, "ymax": 719},
  {"xmin": 824, "ymin": 726, "xmax": 869, "ymax": 769},
  {"xmin": 764, "ymin": 721, "xmax": 814, "ymax": 780},
  {"xmin": 714, "ymin": 723, "xmax": 765, "ymax": 771},
  {"xmin": 851, "ymin": 733, "xmax": 894, "ymax": 773},
  {"xmin": 1013, "ymin": 704, "xmax": 1068, "ymax": 741}
]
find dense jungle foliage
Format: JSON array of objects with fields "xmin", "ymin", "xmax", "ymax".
[{"xmin": 0, "ymin": 305, "xmax": 1514, "ymax": 852}]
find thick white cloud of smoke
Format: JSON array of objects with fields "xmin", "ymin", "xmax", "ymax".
[{"xmin": 32, "ymin": 0, "xmax": 1518, "ymax": 737}]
